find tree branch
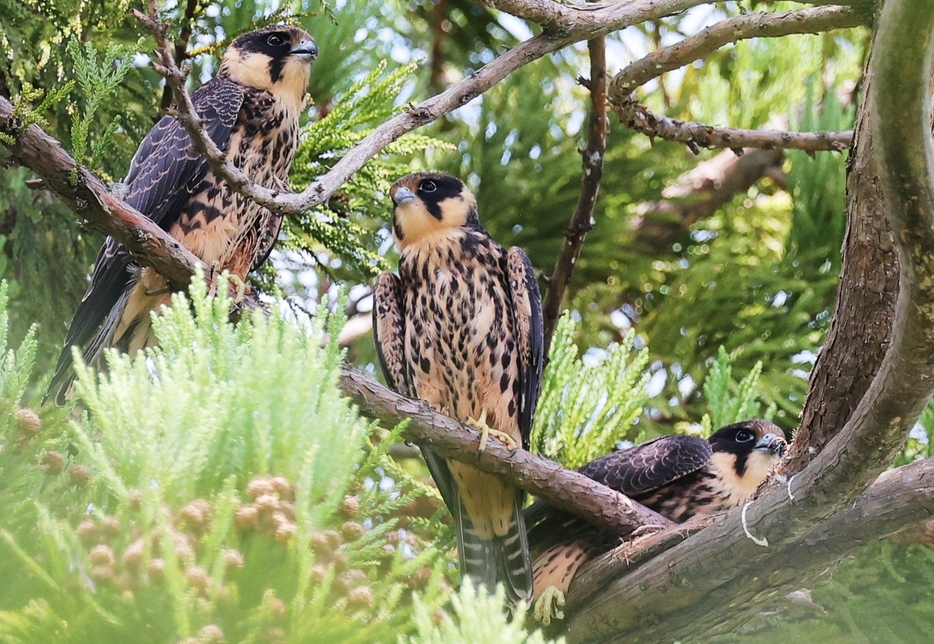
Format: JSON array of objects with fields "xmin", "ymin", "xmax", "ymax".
[
  {"xmin": 610, "ymin": 6, "xmax": 864, "ymax": 97},
  {"xmin": 0, "ymin": 96, "xmax": 202, "ymax": 290},
  {"xmin": 613, "ymin": 95, "xmax": 853, "ymax": 153},
  {"xmin": 562, "ymin": 0, "xmax": 934, "ymax": 639},
  {"xmin": 339, "ymin": 367, "xmax": 673, "ymax": 534},
  {"xmin": 125, "ymin": 0, "xmax": 704, "ymax": 219},
  {"xmin": 629, "ymin": 147, "xmax": 785, "ymax": 254},
  {"xmin": 542, "ymin": 35, "xmax": 606, "ymax": 355}
]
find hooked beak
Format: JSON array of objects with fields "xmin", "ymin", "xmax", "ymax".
[
  {"xmin": 755, "ymin": 433, "xmax": 786, "ymax": 457},
  {"xmin": 393, "ymin": 186, "xmax": 417, "ymax": 206},
  {"xmin": 290, "ymin": 39, "xmax": 318, "ymax": 62}
]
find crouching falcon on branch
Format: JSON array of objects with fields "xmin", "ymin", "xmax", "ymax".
[
  {"xmin": 526, "ymin": 419, "xmax": 787, "ymax": 623},
  {"xmin": 373, "ymin": 172, "xmax": 544, "ymax": 604},
  {"xmin": 46, "ymin": 24, "xmax": 317, "ymax": 404}
]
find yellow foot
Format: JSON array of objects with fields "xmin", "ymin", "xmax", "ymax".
[
  {"xmin": 533, "ymin": 585, "xmax": 566, "ymax": 626},
  {"xmin": 206, "ymin": 262, "xmax": 248, "ymax": 302},
  {"xmin": 228, "ymin": 273, "xmax": 248, "ymax": 303},
  {"xmin": 466, "ymin": 410, "xmax": 518, "ymax": 457}
]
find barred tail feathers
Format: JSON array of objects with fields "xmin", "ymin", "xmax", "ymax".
[{"xmin": 453, "ymin": 490, "xmax": 533, "ymax": 605}]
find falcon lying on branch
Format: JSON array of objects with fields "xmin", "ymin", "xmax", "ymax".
[{"xmin": 527, "ymin": 419, "xmax": 787, "ymax": 623}]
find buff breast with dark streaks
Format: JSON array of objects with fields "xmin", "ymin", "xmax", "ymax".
[{"xmin": 373, "ymin": 172, "xmax": 544, "ymax": 605}]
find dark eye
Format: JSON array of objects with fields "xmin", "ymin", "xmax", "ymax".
[
  {"xmin": 267, "ymin": 34, "xmax": 285, "ymax": 47},
  {"xmin": 735, "ymin": 429, "xmax": 754, "ymax": 443},
  {"xmin": 420, "ymin": 180, "xmax": 437, "ymax": 193}
]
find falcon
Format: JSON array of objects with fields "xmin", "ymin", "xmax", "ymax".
[
  {"xmin": 45, "ymin": 25, "xmax": 317, "ymax": 404},
  {"xmin": 373, "ymin": 172, "xmax": 544, "ymax": 604},
  {"xmin": 526, "ymin": 419, "xmax": 787, "ymax": 623}
]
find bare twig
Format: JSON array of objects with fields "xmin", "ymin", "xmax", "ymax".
[
  {"xmin": 610, "ymin": 6, "xmax": 864, "ymax": 97},
  {"xmin": 542, "ymin": 35, "xmax": 607, "ymax": 355},
  {"xmin": 614, "ymin": 95, "xmax": 853, "ymax": 153},
  {"xmin": 159, "ymin": 0, "xmax": 201, "ymax": 111}
]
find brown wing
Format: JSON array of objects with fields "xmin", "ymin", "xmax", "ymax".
[
  {"xmin": 372, "ymin": 270, "xmax": 459, "ymax": 512},
  {"xmin": 45, "ymin": 78, "xmax": 244, "ymax": 404},
  {"xmin": 506, "ymin": 247, "xmax": 544, "ymax": 451},
  {"xmin": 526, "ymin": 434, "xmax": 712, "ymax": 559},
  {"xmin": 578, "ymin": 435, "xmax": 713, "ymax": 497},
  {"xmin": 372, "ymin": 272, "xmax": 410, "ymax": 396}
]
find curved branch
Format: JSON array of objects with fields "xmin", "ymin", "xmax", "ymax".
[
  {"xmin": 130, "ymin": 0, "xmax": 704, "ymax": 217},
  {"xmin": 613, "ymin": 96, "xmax": 853, "ymax": 153},
  {"xmin": 565, "ymin": 456, "xmax": 934, "ymax": 641},
  {"xmin": 542, "ymin": 36, "xmax": 607, "ymax": 355},
  {"xmin": 564, "ymin": 0, "xmax": 934, "ymax": 640},
  {"xmin": 610, "ymin": 6, "xmax": 864, "ymax": 98}
]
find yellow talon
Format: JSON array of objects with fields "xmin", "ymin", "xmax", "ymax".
[
  {"xmin": 466, "ymin": 410, "xmax": 518, "ymax": 456},
  {"xmin": 206, "ymin": 262, "xmax": 248, "ymax": 303},
  {"xmin": 533, "ymin": 585, "xmax": 566, "ymax": 625},
  {"xmin": 228, "ymin": 273, "xmax": 248, "ymax": 303}
]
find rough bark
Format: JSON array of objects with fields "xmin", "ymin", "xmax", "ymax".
[
  {"xmin": 0, "ymin": 96, "xmax": 202, "ymax": 290},
  {"xmin": 786, "ymin": 59, "xmax": 899, "ymax": 472}
]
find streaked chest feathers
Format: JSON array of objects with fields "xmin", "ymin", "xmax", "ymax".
[{"xmin": 400, "ymin": 233, "xmax": 521, "ymax": 426}]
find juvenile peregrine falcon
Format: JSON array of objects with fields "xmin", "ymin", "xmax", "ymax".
[
  {"xmin": 373, "ymin": 172, "xmax": 544, "ymax": 604},
  {"xmin": 46, "ymin": 25, "xmax": 317, "ymax": 404},
  {"xmin": 527, "ymin": 419, "xmax": 786, "ymax": 622}
]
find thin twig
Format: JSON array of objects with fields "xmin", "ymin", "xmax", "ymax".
[
  {"xmin": 159, "ymin": 0, "xmax": 201, "ymax": 111},
  {"xmin": 614, "ymin": 95, "xmax": 853, "ymax": 154},
  {"xmin": 542, "ymin": 35, "xmax": 607, "ymax": 354},
  {"xmin": 610, "ymin": 6, "xmax": 864, "ymax": 98}
]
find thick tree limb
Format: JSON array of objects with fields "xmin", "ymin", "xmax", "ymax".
[
  {"xmin": 610, "ymin": 6, "xmax": 864, "ymax": 97},
  {"xmin": 0, "ymin": 96, "xmax": 202, "ymax": 289},
  {"xmin": 564, "ymin": 0, "xmax": 934, "ymax": 640},
  {"xmin": 786, "ymin": 61, "xmax": 898, "ymax": 472},
  {"xmin": 614, "ymin": 95, "xmax": 853, "ymax": 153},
  {"xmin": 542, "ymin": 36, "xmax": 607, "ymax": 355},
  {"xmin": 339, "ymin": 367, "xmax": 673, "ymax": 534}
]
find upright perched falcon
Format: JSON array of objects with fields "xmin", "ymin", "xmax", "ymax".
[
  {"xmin": 45, "ymin": 25, "xmax": 317, "ymax": 404},
  {"xmin": 373, "ymin": 172, "xmax": 544, "ymax": 603},
  {"xmin": 526, "ymin": 419, "xmax": 786, "ymax": 623}
]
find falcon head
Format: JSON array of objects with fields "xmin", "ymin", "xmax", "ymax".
[
  {"xmin": 707, "ymin": 419, "xmax": 786, "ymax": 496},
  {"xmin": 220, "ymin": 24, "xmax": 317, "ymax": 109},
  {"xmin": 389, "ymin": 172, "xmax": 480, "ymax": 249}
]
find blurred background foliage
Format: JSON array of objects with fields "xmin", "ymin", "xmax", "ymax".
[{"xmin": 3, "ymin": 0, "xmax": 934, "ymax": 641}]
